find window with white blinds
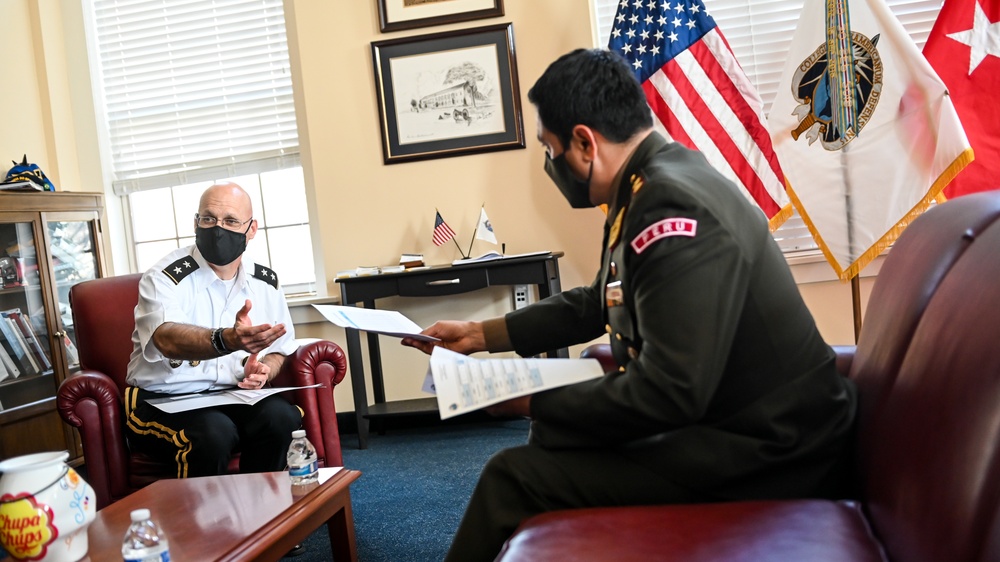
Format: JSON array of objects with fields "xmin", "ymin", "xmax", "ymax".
[
  {"xmin": 590, "ymin": 0, "xmax": 943, "ymax": 256},
  {"xmin": 89, "ymin": 0, "xmax": 300, "ymax": 195}
]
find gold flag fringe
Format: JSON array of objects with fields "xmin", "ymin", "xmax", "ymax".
[
  {"xmin": 789, "ymin": 146, "xmax": 975, "ymax": 282},
  {"xmin": 767, "ymin": 203, "xmax": 794, "ymax": 233}
]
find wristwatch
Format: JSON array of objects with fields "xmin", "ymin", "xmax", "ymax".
[{"xmin": 211, "ymin": 327, "xmax": 233, "ymax": 356}]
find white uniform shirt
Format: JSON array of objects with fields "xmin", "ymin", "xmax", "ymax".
[{"xmin": 126, "ymin": 245, "xmax": 298, "ymax": 394}]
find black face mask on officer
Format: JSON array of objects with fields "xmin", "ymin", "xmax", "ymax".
[
  {"xmin": 196, "ymin": 222, "xmax": 250, "ymax": 266},
  {"xmin": 544, "ymin": 147, "xmax": 595, "ymax": 209}
]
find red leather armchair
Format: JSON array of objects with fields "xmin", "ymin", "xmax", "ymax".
[
  {"xmin": 56, "ymin": 273, "xmax": 348, "ymax": 509},
  {"xmin": 498, "ymin": 190, "xmax": 1000, "ymax": 562}
]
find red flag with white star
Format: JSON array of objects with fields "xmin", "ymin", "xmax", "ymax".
[{"xmin": 924, "ymin": 0, "xmax": 1000, "ymax": 199}]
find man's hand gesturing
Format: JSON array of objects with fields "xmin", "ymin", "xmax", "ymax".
[
  {"xmin": 225, "ymin": 299, "xmax": 286, "ymax": 353},
  {"xmin": 238, "ymin": 352, "xmax": 271, "ymax": 389}
]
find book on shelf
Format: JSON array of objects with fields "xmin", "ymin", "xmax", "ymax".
[
  {"xmin": 62, "ymin": 333, "xmax": 79, "ymax": 366},
  {"xmin": 0, "ymin": 340, "xmax": 20, "ymax": 378},
  {"xmin": 0, "ymin": 179, "xmax": 44, "ymax": 192},
  {"xmin": 0, "ymin": 313, "xmax": 37, "ymax": 375},
  {"xmin": 4, "ymin": 315, "xmax": 40, "ymax": 374},
  {"xmin": 400, "ymin": 253, "xmax": 425, "ymax": 268},
  {"xmin": 3, "ymin": 310, "xmax": 51, "ymax": 371},
  {"xmin": 0, "ymin": 356, "xmax": 8, "ymax": 383}
]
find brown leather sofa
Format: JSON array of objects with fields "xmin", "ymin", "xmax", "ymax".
[
  {"xmin": 497, "ymin": 190, "xmax": 1000, "ymax": 562},
  {"xmin": 56, "ymin": 273, "xmax": 349, "ymax": 509}
]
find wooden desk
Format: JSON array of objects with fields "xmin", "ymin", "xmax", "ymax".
[
  {"xmin": 83, "ymin": 469, "xmax": 361, "ymax": 562},
  {"xmin": 337, "ymin": 252, "xmax": 567, "ymax": 448}
]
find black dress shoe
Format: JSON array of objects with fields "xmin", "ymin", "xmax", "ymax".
[{"xmin": 283, "ymin": 544, "xmax": 306, "ymax": 558}]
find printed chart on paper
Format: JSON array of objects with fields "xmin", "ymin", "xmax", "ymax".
[{"xmin": 427, "ymin": 347, "xmax": 604, "ymax": 419}]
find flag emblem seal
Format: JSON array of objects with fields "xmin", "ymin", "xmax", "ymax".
[{"xmin": 790, "ymin": 33, "xmax": 883, "ymax": 150}]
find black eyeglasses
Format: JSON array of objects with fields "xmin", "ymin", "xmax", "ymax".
[{"xmin": 194, "ymin": 214, "xmax": 253, "ymax": 230}]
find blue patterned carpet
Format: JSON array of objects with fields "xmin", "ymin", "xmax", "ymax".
[{"xmin": 285, "ymin": 418, "xmax": 531, "ymax": 562}]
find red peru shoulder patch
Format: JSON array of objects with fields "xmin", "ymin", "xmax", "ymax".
[{"xmin": 630, "ymin": 218, "xmax": 697, "ymax": 254}]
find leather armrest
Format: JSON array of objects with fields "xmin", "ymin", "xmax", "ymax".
[
  {"xmin": 56, "ymin": 370, "xmax": 131, "ymax": 509},
  {"xmin": 272, "ymin": 340, "xmax": 348, "ymax": 466},
  {"xmin": 581, "ymin": 343, "xmax": 615, "ymax": 374},
  {"xmin": 831, "ymin": 345, "xmax": 856, "ymax": 378}
]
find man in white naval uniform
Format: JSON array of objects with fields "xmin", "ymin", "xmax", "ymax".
[{"xmin": 124, "ymin": 182, "xmax": 301, "ymax": 477}]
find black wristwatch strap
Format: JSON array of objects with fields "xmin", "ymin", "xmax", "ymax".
[{"xmin": 211, "ymin": 327, "xmax": 233, "ymax": 356}]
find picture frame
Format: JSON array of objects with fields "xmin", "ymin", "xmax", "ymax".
[
  {"xmin": 371, "ymin": 23, "xmax": 525, "ymax": 165},
  {"xmin": 377, "ymin": 0, "xmax": 504, "ymax": 33}
]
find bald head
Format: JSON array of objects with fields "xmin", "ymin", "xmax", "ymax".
[{"xmin": 199, "ymin": 182, "xmax": 253, "ymax": 220}]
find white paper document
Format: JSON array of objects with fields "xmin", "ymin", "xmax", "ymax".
[
  {"xmin": 312, "ymin": 304, "xmax": 440, "ymax": 342},
  {"xmin": 451, "ymin": 250, "xmax": 551, "ymax": 266},
  {"xmin": 147, "ymin": 384, "xmax": 322, "ymax": 414},
  {"xmin": 427, "ymin": 347, "xmax": 604, "ymax": 419}
]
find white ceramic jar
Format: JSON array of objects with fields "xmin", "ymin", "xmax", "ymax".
[{"xmin": 0, "ymin": 451, "xmax": 96, "ymax": 562}]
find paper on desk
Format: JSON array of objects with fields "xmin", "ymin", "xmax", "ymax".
[
  {"xmin": 317, "ymin": 466, "xmax": 344, "ymax": 483},
  {"xmin": 312, "ymin": 305, "xmax": 440, "ymax": 342},
  {"xmin": 451, "ymin": 250, "xmax": 551, "ymax": 266},
  {"xmin": 427, "ymin": 347, "xmax": 604, "ymax": 419},
  {"xmin": 146, "ymin": 384, "xmax": 323, "ymax": 413}
]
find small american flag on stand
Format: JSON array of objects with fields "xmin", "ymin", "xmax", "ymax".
[
  {"xmin": 432, "ymin": 211, "xmax": 457, "ymax": 246},
  {"xmin": 608, "ymin": 0, "xmax": 790, "ymax": 230}
]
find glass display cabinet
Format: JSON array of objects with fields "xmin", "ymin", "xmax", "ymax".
[{"xmin": 0, "ymin": 192, "xmax": 106, "ymax": 464}]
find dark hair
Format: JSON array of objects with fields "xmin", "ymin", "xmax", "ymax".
[{"xmin": 527, "ymin": 48, "xmax": 652, "ymax": 148}]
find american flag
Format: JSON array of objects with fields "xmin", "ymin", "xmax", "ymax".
[
  {"xmin": 608, "ymin": 0, "xmax": 790, "ymax": 229},
  {"xmin": 432, "ymin": 211, "xmax": 457, "ymax": 246}
]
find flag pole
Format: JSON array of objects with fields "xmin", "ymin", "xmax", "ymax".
[
  {"xmin": 437, "ymin": 207, "xmax": 467, "ymax": 258},
  {"xmin": 851, "ymin": 275, "xmax": 862, "ymax": 343},
  {"xmin": 466, "ymin": 203, "xmax": 485, "ymax": 258}
]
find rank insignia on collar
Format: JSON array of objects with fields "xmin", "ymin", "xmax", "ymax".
[
  {"xmin": 630, "ymin": 174, "xmax": 644, "ymax": 194},
  {"xmin": 608, "ymin": 208, "xmax": 625, "ymax": 249},
  {"xmin": 162, "ymin": 256, "xmax": 199, "ymax": 285},
  {"xmin": 253, "ymin": 264, "xmax": 279, "ymax": 289}
]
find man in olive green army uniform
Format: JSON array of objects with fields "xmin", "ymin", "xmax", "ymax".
[{"xmin": 403, "ymin": 48, "xmax": 857, "ymax": 562}]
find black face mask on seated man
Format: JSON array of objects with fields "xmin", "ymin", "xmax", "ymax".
[
  {"xmin": 544, "ymin": 151, "xmax": 595, "ymax": 209},
  {"xmin": 195, "ymin": 223, "xmax": 250, "ymax": 266}
]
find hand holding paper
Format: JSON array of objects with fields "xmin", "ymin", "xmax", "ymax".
[{"xmin": 402, "ymin": 320, "xmax": 484, "ymax": 356}]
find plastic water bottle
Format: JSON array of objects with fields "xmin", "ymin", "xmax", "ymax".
[
  {"xmin": 121, "ymin": 508, "xmax": 170, "ymax": 562},
  {"xmin": 287, "ymin": 429, "xmax": 318, "ymax": 486}
]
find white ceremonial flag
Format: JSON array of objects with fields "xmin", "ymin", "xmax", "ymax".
[
  {"xmin": 475, "ymin": 207, "xmax": 497, "ymax": 245},
  {"xmin": 769, "ymin": 0, "xmax": 972, "ymax": 280}
]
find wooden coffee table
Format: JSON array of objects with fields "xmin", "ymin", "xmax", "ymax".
[{"xmin": 82, "ymin": 468, "xmax": 361, "ymax": 561}]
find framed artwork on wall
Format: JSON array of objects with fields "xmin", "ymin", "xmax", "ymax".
[
  {"xmin": 371, "ymin": 23, "xmax": 525, "ymax": 165},
  {"xmin": 376, "ymin": 0, "xmax": 504, "ymax": 33}
]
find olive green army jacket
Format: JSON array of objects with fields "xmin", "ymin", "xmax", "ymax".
[{"xmin": 505, "ymin": 132, "xmax": 858, "ymax": 500}]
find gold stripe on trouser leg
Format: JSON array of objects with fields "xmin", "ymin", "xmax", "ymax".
[{"xmin": 124, "ymin": 386, "xmax": 192, "ymax": 479}]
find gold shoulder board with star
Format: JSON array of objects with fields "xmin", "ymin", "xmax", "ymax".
[
  {"xmin": 162, "ymin": 255, "xmax": 199, "ymax": 285},
  {"xmin": 253, "ymin": 264, "xmax": 279, "ymax": 289}
]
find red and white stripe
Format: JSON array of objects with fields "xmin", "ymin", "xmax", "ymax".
[
  {"xmin": 643, "ymin": 29, "xmax": 787, "ymax": 219},
  {"xmin": 432, "ymin": 222, "xmax": 457, "ymax": 246}
]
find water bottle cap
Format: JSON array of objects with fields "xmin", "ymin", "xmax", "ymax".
[
  {"xmin": 292, "ymin": 429, "xmax": 306, "ymax": 439},
  {"xmin": 130, "ymin": 508, "xmax": 151, "ymax": 522}
]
